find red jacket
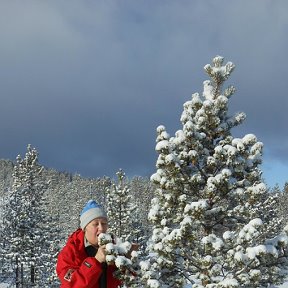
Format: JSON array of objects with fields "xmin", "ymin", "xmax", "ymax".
[{"xmin": 56, "ymin": 229, "xmax": 121, "ymax": 288}]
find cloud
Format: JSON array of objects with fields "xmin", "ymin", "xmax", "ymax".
[{"xmin": 0, "ymin": 0, "xmax": 287, "ymax": 188}]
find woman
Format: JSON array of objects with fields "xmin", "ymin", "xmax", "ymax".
[{"xmin": 56, "ymin": 200, "xmax": 121, "ymax": 288}]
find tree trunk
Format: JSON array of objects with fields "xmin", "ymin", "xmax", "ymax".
[
  {"xmin": 15, "ymin": 256, "xmax": 19, "ymax": 288},
  {"xmin": 31, "ymin": 264, "xmax": 35, "ymax": 285},
  {"xmin": 21, "ymin": 263, "xmax": 23, "ymax": 288}
]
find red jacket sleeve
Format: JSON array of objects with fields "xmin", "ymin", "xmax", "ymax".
[{"xmin": 56, "ymin": 245, "xmax": 103, "ymax": 288}]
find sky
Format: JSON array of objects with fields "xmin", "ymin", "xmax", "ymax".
[{"xmin": 0, "ymin": 0, "xmax": 287, "ymax": 189}]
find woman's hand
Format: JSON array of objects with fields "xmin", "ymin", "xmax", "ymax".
[{"xmin": 95, "ymin": 245, "xmax": 106, "ymax": 263}]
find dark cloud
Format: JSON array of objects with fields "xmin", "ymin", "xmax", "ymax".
[{"xmin": 0, "ymin": 0, "xmax": 287, "ymax": 188}]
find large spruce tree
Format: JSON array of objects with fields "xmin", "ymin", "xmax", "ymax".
[{"xmin": 141, "ymin": 56, "xmax": 288, "ymax": 287}]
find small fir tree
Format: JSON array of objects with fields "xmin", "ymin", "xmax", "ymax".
[
  {"xmin": 106, "ymin": 169, "xmax": 136, "ymax": 241},
  {"xmin": 141, "ymin": 56, "xmax": 288, "ymax": 287}
]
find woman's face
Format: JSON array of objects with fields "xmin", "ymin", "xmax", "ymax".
[{"xmin": 84, "ymin": 217, "xmax": 108, "ymax": 246}]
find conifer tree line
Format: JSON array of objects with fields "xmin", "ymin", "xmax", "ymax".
[
  {"xmin": 0, "ymin": 154, "xmax": 154, "ymax": 287},
  {"xmin": 0, "ymin": 56, "xmax": 288, "ymax": 287}
]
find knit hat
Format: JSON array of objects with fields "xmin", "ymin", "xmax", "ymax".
[{"xmin": 80, "ymin": 200, "xmax": 107, "ymax": 230}]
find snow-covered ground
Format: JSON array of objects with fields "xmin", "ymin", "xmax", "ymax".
[
  {"xmin": 186, "ymin": 283, "xmax": 288, "ymax": 288},
  {"xmin": 0, "ymin": 282, "xmax": 285, "ymax": 287},
  {"xmin": 1, "ymin": 282, "xmax": 288, "ymax": 287}
]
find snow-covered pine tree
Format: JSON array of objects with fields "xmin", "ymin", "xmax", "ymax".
[
  {"xmin": 2, "ymin": 145, "xmax": 52, "ymax": 287},
  {"xmin": 284, "ymin": 183, "xmax": 288, "ymax": 195},
  {"xmin": 93, "ymin": 176, "xmax": 113, "ymax": 207},
  {"xmin": 141, "ymin": 56, "xmax": 288, "ymax": 287},
  {"xmin": 63, "ymin": 175, "xmax": 88, "ymax": 232},
  {"xmin": 35, "ymin": 186, "xmax": 61, "ymax": 287},
  {"xmin": 106, "ymin": 169, "xmax": 136, "ymax": 242},
  {"xmin": 252, "ymin": 190, "xmax": 283, "ymax": 240},
  {"xmin": 129, "ymin": 176, "xmax": 155, "ymax": 248},
  {"xmin": 0, "ymin": 190, "xmax": 12, "ymax": 283},
  {"xmin": 277, "ymin": 183, "xmax": 288, "ymax": 227}
]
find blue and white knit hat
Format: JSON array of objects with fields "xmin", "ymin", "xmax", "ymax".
[{"xmin": 80, "ymin": 200, "xmax": 107, "ymax": 230}]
